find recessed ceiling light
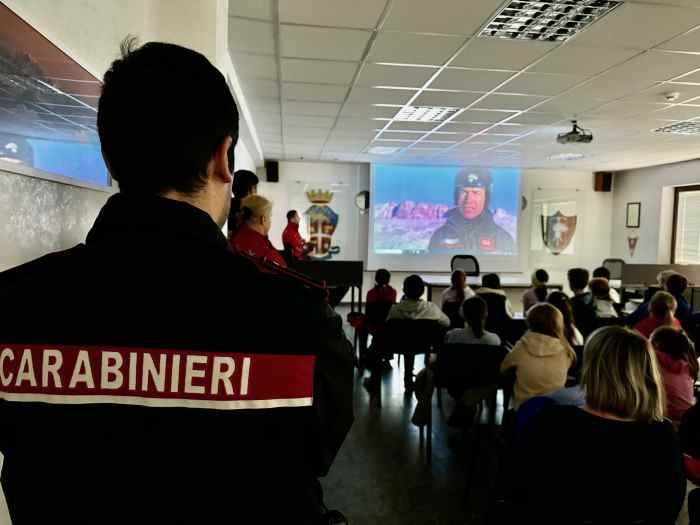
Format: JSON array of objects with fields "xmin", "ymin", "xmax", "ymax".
[
  {"xmin": 653, "ymin": 121, "xmax": 700, "ymax": 135},
  {"xmin": 368, "ymin": 146, "xmax": 401, "ymax": 155},
  {"xmin": 481, "ymin": 0, "xmax": 622, "ymax": 42},
  {"xmin": 394, "ymin": 106, "xmax": 461, "ymax": 122},
  {"xmin": 549, "ymin": 152, "xmax": 585, "ymax": 161}
]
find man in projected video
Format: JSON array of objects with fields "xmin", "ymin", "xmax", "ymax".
[{"xmin": 429, "ymin": 168, "xmax": 516, "ymax": 253}]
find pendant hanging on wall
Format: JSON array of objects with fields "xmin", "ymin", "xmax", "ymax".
[{"xmin": 627, "ymin": 235, "xmax": 639, "ymax": 257}]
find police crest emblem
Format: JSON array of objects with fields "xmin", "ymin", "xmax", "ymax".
[{"xmin": 540, "ymin": 210, "xmax": 577, "ymax": 255}]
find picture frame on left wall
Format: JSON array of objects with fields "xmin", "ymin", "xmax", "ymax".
[{"xmin": 626, "ymin": 202, "xmax": 641, "ymax": 228}]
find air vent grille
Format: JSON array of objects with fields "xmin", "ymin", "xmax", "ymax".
[
  {"xmin": 481, "ymin": 0, "xmax": 622, "ymax": 42},
  {"xmin": 653, "ymin": 121, "xmax": 700, "ymax": 135}
]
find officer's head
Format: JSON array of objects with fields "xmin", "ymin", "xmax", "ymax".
[
  {"xmin": 242, "ymin": 195, "xmax": 273, "ymax": 236},
  {"xmin": 454, "ymin": 168, "xmax": 491, "ymax": 220},
  {"xmin": 286, "ymin": 210, "xmax": 300, "ymax": 224},
  {"xmin": 98, "ymin": 38, "xmax": 238, "ymax": 227}
]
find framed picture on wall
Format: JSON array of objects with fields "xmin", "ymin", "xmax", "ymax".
[{"xmin": 626, "ymin": 202, "xmax": 641, "ymax": 228}]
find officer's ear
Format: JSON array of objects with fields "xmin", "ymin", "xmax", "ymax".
[{"xmin": 210, "ymin": 136, "xmax": 234, "ymax": 184}]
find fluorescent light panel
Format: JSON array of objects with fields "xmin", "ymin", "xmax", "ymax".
[
  {"xmin": 653, "ymin": 121, "xmax": 700, "ymax": 135},
  {"xmin": 481, "ymin": 0, "xmax": 622, "ymax": 42},
  {"xmin": 394, "ymin": 106, "xmax": 461, "ymax": 122}
]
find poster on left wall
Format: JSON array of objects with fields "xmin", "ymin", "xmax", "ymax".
[{"xmin": 0, "ymin": 3, "xmax": 109, "ymax": 187}]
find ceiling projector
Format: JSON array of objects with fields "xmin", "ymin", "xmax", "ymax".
[{"xmin": 557, "ymin": 120, "xmax": 593, "ymax": 144}]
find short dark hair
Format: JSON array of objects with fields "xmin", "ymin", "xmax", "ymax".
[
  {"xmin": 286, "ymin": 210, "xmax": 298, "ymax": 221},
  {"xmin": 665, "ymin": 273, "xmax": 689, "ymax": 297},
  {"xmin": 375, "ymin": 268, "xmax": 391, "ymax": 286},
  {"xmin": 98, "ymin": 38, "xmax": 238, "ymax": 195},
  {"xmin": 462, "ymin": 296, "xmax": 488, "ymax": 338},
  {"xmin": 232, "ymin": 170, "xmax": 259, "ymax": 198},
  {"xmin": 534, "ymin": 284, "xmax": 548, "ymax": 302},
  {"xmin": 403, "ymin": 274, "xmax": 425, "ymax": 300},
  {"xmin": 568, "ymin": 268, "xmax": 590, "ymax": 292},
  {"xmin": 534, "ymin": 269, "xmax": 549, "ymax": 284},
  {"xmin": 593, "ymin": 266, "xmax": 611, "ymax": 280},
  {"xmin": 482, "ymin": 273, "xmax": 501, "ymax": 290}
]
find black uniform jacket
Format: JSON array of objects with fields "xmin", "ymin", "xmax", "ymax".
[
  {"xmin": 0, "ymin": 193, "xmax": 354, "ymax": 524},
  {"xmin": 428, "ymin": 207, "xmax": 516, "ymax": 254}
]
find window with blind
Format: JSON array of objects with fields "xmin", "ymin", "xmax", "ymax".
[{"xmin": 673, "ymin": 186, "xmax": 700, "ymax": 264}]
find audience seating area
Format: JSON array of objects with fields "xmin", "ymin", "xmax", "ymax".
[{"xmin": 353, "ymin": 259, "xmax": 700, "ymax": 524}]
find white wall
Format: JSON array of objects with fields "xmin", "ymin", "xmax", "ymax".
[{"xmin": 611, "ymin": 159, "xmax": 700, "ymax": 264}]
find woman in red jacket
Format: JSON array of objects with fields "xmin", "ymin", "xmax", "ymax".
[{"xmin": 231, "ymin": 195, "xmax": 287, "ymax": 268}]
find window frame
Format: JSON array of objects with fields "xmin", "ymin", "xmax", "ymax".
[{"xmin": 671, "ymin": 184, "xmax": 700, "ymax": 264}]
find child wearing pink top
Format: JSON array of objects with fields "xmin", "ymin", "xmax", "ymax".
[{"xmin": 651, "ymin": 326, "xmax": 698, "ymax": 427}]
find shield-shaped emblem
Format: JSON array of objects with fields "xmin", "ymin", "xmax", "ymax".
[
  {"xmin": 628, "ymin": 236, "xmax": 639, "ymax": 257},
  {"xmin": 540, "ymin": 210, "xmax": 577, "ymax": 255}
]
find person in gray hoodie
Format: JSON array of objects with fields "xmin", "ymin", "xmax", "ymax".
[
  {"xmin": 387, "ymin": 275, "xmax": 449, "ymax": 389},
  {"xmin": 501, "ymin": 303, "xmax": 576, "ymax": 409}
]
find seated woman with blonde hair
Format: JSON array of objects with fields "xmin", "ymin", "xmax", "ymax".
[
  {"xmin": 500, "ymin": 304, "xmax": 576, "ymax": 409},
  {"xmin": 516, "ymin": 326, "xmax": 686, "ymax": 525},
  {"xmin": 230, "ymin": 194, "xmax": 287, "ymax": 268},
  {"xmin": 635, "ymin": 291, "xmax": 681, "ymax": 339}
]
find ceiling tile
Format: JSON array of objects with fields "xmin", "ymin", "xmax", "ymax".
[
  {"xmin": 431, "ymin": 68, "xmax": 513, "ymax": 92},
  {"xmin": 651, "ymin": 105, "xmax": 700, "ymax": 121},
  {"xmin": 583, "ymin": 101, "xmax": 669, "ymax": 118},
  {"xmin": 228, "ymin": 18, "xmax": 275, "ymax": 54},
  {"xmin": 412, "ymin": 91, "xmax": 483, "ymax": 107},
  {"xmin": 357, "ymin": 64, "xmax": 436, "ymax": 88},
  {"xmin": 346, "ymin": 87, "xmax": 415, "ymax": 105},
  {"xmin": 229, "ymin": 1, "xmax": 274, "ymax": 20},
  {"xmin": 282, "ymin": 83, "xmax": 349, "ymax": 102},
  {"xmin": 507, "ymin": 112, "xmax": 567, "ymax": 126},
  {"xmin": 387, "ymin": 121, "xmax": 441, "ymax": 131},
  {"xmin": 438, "ymin": 122, "xmax": 490, "ymax": 133},
  {"xmin": 457, "ymin": 109, "xmax": 519, "ymax": 123},
  {"xmin": 498, "ymin": 73, "xmax": 585, "ymax": 96},
  {"xmin": 382, "ymin": 0, "xmax": 503, "ymax": 35},
  {"xmin": 475, "ymin": 93, "xmax": 548, "ymax": 111},
  {"xmin": 610, "ymin": 51, "xmax": 700, "ymax": 83},
  {"xmin": 232, "ymin": 53, "xmax": 278, "ymax": 80},
  {"xmin": 283, "ymin": 101, "xmax": 341, "ymax": 116},
  {"xmin": 339, "ymin": 104, "xmax": 399, "ymax": 118},
  {"xmin": 334, "ymin": 117, "xmax": 379, "ymax": 131},
  {"xmin": 658, "ymin": 28, "xmax": 700, "ymax": 53},
  {"xmin": 280, "ymin": 25, "xmax": 371, "ymax": 61},
  {"xmin": 378, "ymin": 131, "xmax": 426, "ymax": 141},
  {"xmin": 533, "ymin": 89, "xmax": 603, "ymax": 115},
  {"xmin": 571, "ymin": 3, "xmax": 700, "ymax": 50},
  {"xmin": 368, "ymin": 32, "xmax": 463, "ymax": 66},
  {"xmin": 284, "ymin": 115, "xmax": 336, "ymax": 128},
  {"xmin": 279, "ymin": 0, "xmax": 385, "ymax": 29},
  {"xmin": 452, "ymin": 38, "xmax": 557, "ymax": 70},
  {"xmin": 280, "ymin": 58, "xmax": 357, "ymax": 84},
  {"xmin": 529, "ymin": 45, "xmax": 641, "ymax": 76},
  {"xmin": 245, "ymin": 80, "xmax": 279, "ymax": 99}
]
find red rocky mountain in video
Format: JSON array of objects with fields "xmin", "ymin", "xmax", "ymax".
[{"xmin": 375, "ymin": 201, "xmax": 450, "ymax": 220}]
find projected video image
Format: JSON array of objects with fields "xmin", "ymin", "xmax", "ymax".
[
  {"xmin": 373, "ymin": 165, "xmax": 520, "ymax": 255},
  {"xmin": 0, "ymin": 4, "xmax": 109, "ymax": 187}
]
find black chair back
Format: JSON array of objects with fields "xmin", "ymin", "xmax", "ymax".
[
  {"xmin": 478, "ymin": 292, "xmax": 510, "ymax": 338},
  {"xmin": 434, "ymin": 343, "xmax": 508, "ymax": 393},
  {"xmin": 602, "ymin": 258, "xmax": 625, "ymax": 280},
  {"xmin": 365, "ymin": 300, "xmax": 393, "ymax": 327},
  {"xmin": 442, "ymin": 301, "xmax": 465, "ymax": 329},
  {"xmin": 504, "ymin": 318, "xmax": 528, "ymax": 345},
  {"xmin": 450, "ymin": 255, "xmax": 480, "ymax": 276},
  {"xmin": 591, "ymin": 316, "xmax": 626, "ymax": 332},
  {"xmin": 568, "ymin": 345, "xmax": 585, "ymax": 383},
  {"xmin": 378, "ymin": 319, "xmax": 447, "ymax": 357}
]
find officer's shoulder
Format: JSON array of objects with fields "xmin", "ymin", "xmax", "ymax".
[
  {"xmin": 0, "ymin": 244, "xmax": 87, "ymax": 296},
  {"xmin": 222, "ymin": 251, "xmax": 328, "ymax": 308}
]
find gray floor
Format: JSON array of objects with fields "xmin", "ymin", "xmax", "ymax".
[{"xmin": 323, "ymin": 309, "xmax": 504, "ymax": 525}]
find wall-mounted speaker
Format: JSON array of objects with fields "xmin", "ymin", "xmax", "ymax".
[
  {"xmin": 265, "ymin": 160, "xmax": 279, "ymax": 183},
  {"xmin": 594, "ymin": 171, "xmax": 613, "ymax": 192}
]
